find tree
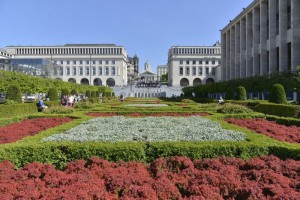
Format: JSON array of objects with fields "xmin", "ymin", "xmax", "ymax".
[
  {"xmin": 61, "ymin": 88, "xmax": 69, "ymax": 97},
  {"xmin": 6, "ymin": 84, "xmax": 22, "ymax": 103},
  {"xmin": 236, "ymin": 86, "xmax": 247, "ymax": 100},
  {"xmin": 86, "ymin": 90, "xmax": 91, "ymax": 98},
  {"xmin": 269, "ymin": 84, "xmax": 287, "ymax": 104},
  {"xmin": 91, "ymin": 91, "xmax": 96, "ymax": 98},
  {"xmin": 48, "ymin": 88, "xmax": 59, "ymax": 101},
  {"xmin": 161, "ymin": 73, "xmax": 168, "ymax": 82}
]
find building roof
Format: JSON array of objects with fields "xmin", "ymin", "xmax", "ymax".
[{"xmin": 140, "ymin": 71, "xmax": 156, "ymax": 75}]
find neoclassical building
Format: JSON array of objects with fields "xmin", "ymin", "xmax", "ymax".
[
  {"xmin": 221, "ymin": 0, "xmax": 300, "ymax": 81},
  {"xmin": 157, "ymin": 65, "xmax": 168, "ymax": 82},
  {"xmin": 168, "ymin": 43, "xmax": 221, "ymax": 87},
  {"xmin": 4, "ymin": 44, "xmax": 129, "ymax": 86}
]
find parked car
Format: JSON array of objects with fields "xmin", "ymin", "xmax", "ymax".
[{"xmin": 23, "ymin": 93, "xmax": 37, "ymax": 101}]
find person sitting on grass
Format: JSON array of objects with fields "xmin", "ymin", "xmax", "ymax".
[
  {"xmin": 38, "ymin": 98, "xmax": 48, "ymax": 111},
  {"xmin": 218, "ymin": 96, "xmax": 224, "ymax": 104}
]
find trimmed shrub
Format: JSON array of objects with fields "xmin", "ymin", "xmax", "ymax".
[
  {"xmin": 236, "ymin": 86, "xmax": 247, "ymax": 100},
  {"xmin": 86, "ymin": 90, "xmax": 91, "ymax": 98},
  {"xmin": 0, "ymin": 103, "xmax": 38, "ymax": 118},
  {"xmin": 96, "ymin": 91, "xmax": 100, "ymax": 97},
  {"xmin": 6, "ymin": 84, "xmax": 22, "ymax": 103},
  {"xmin": 91, "ymin": 91, "xmax": 96, "ymax": 98},
  {"xmin": 269, "ymin": 84, "xmax": 287, "ymax": 104},
  {"xmin": 61, "ymin": 88, "xmax": 69, "ymax": 97},
  {"xmin": 48, "ymin": 88, "xmax": 59, "ymax": 101},
  {"xmin": 217, "ymin": 103, "xmax": 253, "ymax": 114},
  {"xmin": 43, "ymin": 106, "xmax": 74, "ymax": 114},
  {"xmin": 74, "ymin": 102, "xmax": 94, "ymax": 110},
  {"xmin": 253, "ymin": 103, "xmax": 300, "ymax": 118},
  {"xmin": 70, "ymin": 89, "xmax": 78, "ymax": 95}
]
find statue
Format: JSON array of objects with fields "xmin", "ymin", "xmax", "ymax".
[{"xmin": 144, "ymin": 60, "xmax": 151, "ymax": 72}]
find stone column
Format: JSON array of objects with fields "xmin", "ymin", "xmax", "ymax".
[
  {"xmin": 240, "ymin": 18, "xmax": 246, "ymax": 78},
  {"xmin": 269, "ymin": 0, "xmax": 277, "ymax": 74},
  {"xmin": 260, "ymin": 0, "xmax": 268, "ymax": 75},
  {"xmin": 235, "ymin": 23, "xmax": 241, "ymax": 79},
  {"xmin": 226, "ymin": 30, "xmax": 231, "ymax": 80},
  {"xmin": 246, "ymin": 13, "xmax": 253, "ymax": 77},
  {"xmin": 279, "ymin": 0, "xmax": 288, "ymax": 72},
  {"xmin": 221, "ymin": 33, "xmax": 227, "ymax": 81},
  {"xmin": 230, "ymin": 26, "xmax": 236, "ymax": 79},
  {"xmin": 253, "ymin": 7, "xmax": 260, "ymax": 76},
  {"xmin": 291, "ymin": 0, "xmax": 300, "ymax": 72}
]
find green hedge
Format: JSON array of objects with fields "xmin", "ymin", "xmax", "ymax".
[
  {"xmin": 0, "ymin": 103, "xmax": 38, "ymax": 118},
  {"xmin": 253, "ymin": 103, "xmax": 300, "ymax": 118}
]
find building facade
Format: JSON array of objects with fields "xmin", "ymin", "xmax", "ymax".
[
  {"xmin": 168, "ymin": 43, "xmax": 221, "ymax": 87},
  {"xmin": 127, "ymin": 55, "xmax": 139, "ymax": 83},
  {"xmin": 157, "ymin": 65, "xmax": 168, "ymax": 82},
  {"xmin": 221, "ymin": 0, "xmax": 300, "ymax": 81},
  {"xmin": 4, "ymin": 44, "xmax": 129, "ymax": 86},
  {"xmin": 139, "ymin": 61, "xmax": 157, "ymax": 83}
]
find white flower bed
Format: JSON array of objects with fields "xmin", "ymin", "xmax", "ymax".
[{"xmin": 42, "ymin": 116, "xmax": 245, "ymax": 142}]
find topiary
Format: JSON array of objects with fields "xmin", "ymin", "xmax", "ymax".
[
  {"xmin": 236, "ymin": 86, "xmax": 247, "ymax": 100},
  {"xmin": 48, "ymin": 88, "xmax": 59, "ymax": 101},
  {"xmin": 86, "ymin": 90, "xmax": 91, "ymax": 98},
  {"xmin": 61, "ymin": 88, "xmax": 69, "ymax": 97},
  {"xmin": 71, "ymin": 89, "xmax": 78, "ymax": 95},
  {"xmin": 269, "ymin": 84, "xmax": 287, "ymax": 104},
  {"xmin": 91, "ymin": 91, "xmax": 96, "ymax": 98},
  {"xmin": 6, "ymin": 84, "xmax": 22, "ymax": 103},
  {"xmin": 95, "ymin": 91, "xmax": 100, "ymax": 98}
]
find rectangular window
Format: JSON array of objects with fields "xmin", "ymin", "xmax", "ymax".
[
  {"xmin": 205, "ymin": 60, "xmax": 209, "ymax": 65},
  {"xmin": 98, "ymin": 67, "xmax": 103, "ymax": 75},
  {"xmin": 92, "ymin": 67, "xmax": 96, "ymax": 75},
  {"xmin": 79, "ymin": 67, "xmax": 83, "ymax": 75},
  {"xmin": 212, "ymin": 68, "xmax": 216, "ymax": 76},
  {"xmin": 186, "ymin": 67, "xmax": 190, "ymax": 76},
  {"xmin": 198, "ymin": 67, "xmax": 203, "ymax": 76},
  {"xmin": 105, "ymin": 67, "xmax": 109, "ymax": 76},
  {"xmin": 105, "ymin": 60, "xmax": 109, "ymax": 65},
  {"xmin": 186, "ymin": 60, "xmax": 189, "ymax": 65},
  {"xmin": 288, "ymin": 42, "xmax": 292, "ymax": 71},
  {"xmin": 192, "ymin": 67, "xmax": 196, "ymax": 76},
  {"xmin": 205, "ymin": 67, "xmax": 209, "ymax": 75},
  {"xmin": 276, "ymin": 0, "xmax": 279, "ymax": 35},
  {"xmin": 73, "ymin": 67, "xmax": 76, "ymax": 76},
  {"xmin": 92, "ymin": 60, "xmax": 96, "ymax": 65},
  {"xmin": 179, "ymin": 60, "xmax": 183, "ymax": 64},
  {"xmin": 79, "ymin": 60, "xmax": 83, "ymax": 65},
  {"xmin": 73, "ymin": 60, "xmax": 76, "ymax": 64},
  {"xmin": 179, "ymin": 67, "xmax": 183, "ymax": 76},
  {"xmin": 60, "ymin": 60, "xmax": 64, "ymax": 65},
  {"xmin": 112, "ymin": 67, "xmax": 116, "ymax": 76},
  {"xmin": 60, "ymin": 67, "xmax": 63, "ymax": 76},
  {"xmin": 66, "ymin": 60, "xmax": 70, "ymax": 65},
  {"xmin": 86, "ymin": 60, "xmax": 89, "ymax": 65},
  {"xmin": 192, "ymin": 60, "xmax": 196, "ymax": 65},
  {"xmin": 86, "ymin": 67, "xmax": 90, "ymax": 75},
  {"xmin": 112, "ymin": 60, "xmax": 116, "ymax": 65},
  {"xmin": 212, "ymin": 61, "xmax": 215, "ymax": 65},
  {"xmin": 199, "ymin": 60, "xmax": 202, "ymax": 65},
  {"xmin": 99, "ymin": 60, "xmax": 102, "ymax": 65}
]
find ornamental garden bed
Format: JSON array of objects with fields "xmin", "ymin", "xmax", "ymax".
[
  {"xmin": 42, "ymin": 116, "xmax": 245, "ymax": 143},
  {"xmin": 0, "ymin": 117, "xmax": 73, "ymax": 144},
  {"xmin": 0, "ymin": 155, "xmax": 299, "ymax": 199},
  {"xmin": 87, "ymin": 112, "xmax": 209, "ymax": 117},
  {"xmin": 225, "ymin": 118, "xmax": 300, "ymax": 144}
]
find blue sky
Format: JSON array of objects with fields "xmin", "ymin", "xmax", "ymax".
[{"xmin": 0, "ymin": 0, "xmax": 252, "ymax": 72}]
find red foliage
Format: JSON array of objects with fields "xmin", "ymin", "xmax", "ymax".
[
  {"xmin": 225, "ymin": 118, "xmax": 300, "ymax": 143},
  {"xmin": 1, "ymin": 155, "xmax": 300, "ymax": 199},
  {"xmin": 0, "ymin": 117, "xmax": 72, "ymax": 144},
  {"xmin": 87, "ymin": 112, "xmax": 209, "ymax": 117}
]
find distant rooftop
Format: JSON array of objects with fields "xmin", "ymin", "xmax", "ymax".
[{"xmin": 6, "ymin": 44, "xmax": 122, "ymax": 47}]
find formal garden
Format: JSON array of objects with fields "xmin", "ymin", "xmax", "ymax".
[{"xmin": 0, "ymin": 70, "xmax": 300, "ymax": 199}]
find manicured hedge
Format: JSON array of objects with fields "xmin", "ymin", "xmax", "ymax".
[
  {"xmin": 253, "ymin": 103, "xmax": 300, "ymax": 118},
  {"xmin": 0, "ymin": 103, "xmax": 38, "ymax": 118}
]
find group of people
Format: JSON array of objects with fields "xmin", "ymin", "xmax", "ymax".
[{"xmin": 61, "ymin": 95, "xmax": 81, "ymax": 106}]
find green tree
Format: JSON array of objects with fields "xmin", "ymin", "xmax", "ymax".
[
  {"xmin": 70, "ymin": 89, "xmax": 78, "ymax": 95},
  {"xmin": 86, "ymin": 90, "xmax": 91, "ymax": 98},
  {"xmin": 269, "ymin": 84, "xmax": 287, "ymax": 104},
  {"xmin": 6, "ymin": 84, "xmax": 22, "ymax": 103},
  {"xmin": 91, "ymin": 91, "xmax": 96, "ymax": 98},
  {"xmin": 236, "ymin": 86, "xmax": 247, "ymax": 100},
  {"xmin": 48, "ymin": 88, "xmax": 59, "ymax": 101},
  {"xmin": 61, "ymin": 88, "xmax": 69, "ymax": 97},
  {"xmin": 161, "ymin": 73, "xmax": 168, "ymax": 82}
]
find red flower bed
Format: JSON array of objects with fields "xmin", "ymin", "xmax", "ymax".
[
  {"xmin": 0, "ymin": 155, "xmax": 299, "ymax": 199},
  {"xmin": 225, "ymin": 118, "xmax": 300, "ymax": 144},
  {"xmin": 87, "ymin": 112, "xmax": 209, "ymax": 117},
  {"xmin": 0, "ymin": 117, "xmax": 73, "ymax": 144}
]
